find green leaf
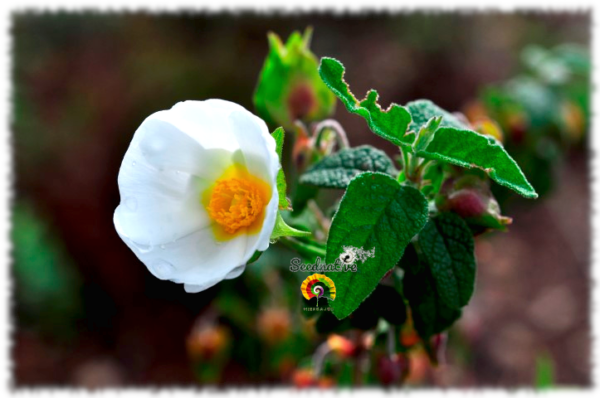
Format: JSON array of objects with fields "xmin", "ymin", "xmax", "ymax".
[
  {"xmin": 406, "ymin": 99, "xmax": 470, "ymax": 133},
  {"xmin": 417, "ymin": 213, "xmax": 476, "ymax": 309},
  {"xmin": 403, "ymin": 264, "xmax": 462, "ymax": 339},
  {"xmin": 299, "ymin": 145, "xmax": 398, "ymax": 189},
  {"xmin": 318, "ymin": 57, "xmax": 414, "ymax": 148},
  {"xmin": 407, "ymin": 100, "xmax": 537, "ymax": 199},
  {"xmin": 417, "ymin": 127, "xmax": 538, "ymax": 199},
  {"xmin": 270, "ymin": 212, "xmax": 311, "ymax": 241},
  {"xmin": 325, "ymin": 172, "xmax": 428, "ymax": 320},
  {"xmin": 271, "ymin": 127, "xmax": 291, "ymax": 210}
]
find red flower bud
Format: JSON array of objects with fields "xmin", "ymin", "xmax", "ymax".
[
  {"xmin": 436, "ymin": 175, "xmax": 512, "ymax": 232},
  {"xmin": 377, "ymin": 354, "xmax": 409, "ymax": 386}
]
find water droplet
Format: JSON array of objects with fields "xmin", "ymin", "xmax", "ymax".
[
  {"xmin": 131, "ymin": 241, "xmax": 152, "ymax": 253},
  {"xmin": 125, "ymin": 197, "xmax": 138, "ymax": 211},
  {"xmin": 131, "ymin": 161, "xmax": 136, "ymax": 167},
  {"xmin": 151, "ymin": 259, "xmax": 174, "ymax": 278},
  {"xmin": 160, "ymin": 245, "xmax": 166, "ymax": 250}
]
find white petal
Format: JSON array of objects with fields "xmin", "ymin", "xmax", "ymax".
[
  {"xmin": 114, "ymin": 144, "xmax": 210, "ymax": 246},
  {"xmin": 224, "ymin": 264, "xmax": 246, "ymax": 280},
  {"xmin": 166, "ymin": 100, "xmax": 243, "ymax": 152},
  {"xmin": 228, "ymin": 109, "xmax": 280, "ymax": 183},
  {"xmin": 116, "ymin": 217, "xmax": 250, "ymax": 292},
  {"xmin": 243, "ymin": 187, "xmax": 279, "ymax": 259}
]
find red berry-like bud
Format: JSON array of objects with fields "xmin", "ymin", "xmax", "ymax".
[
  {"xmin": 436, "ymin": 175, "xmax": 512, "ymax": 232},
  {"xmin": 377, "ymin": 354, "xmax": 408, "ymax": 386}
]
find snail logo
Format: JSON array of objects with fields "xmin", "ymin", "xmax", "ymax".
[
  {"xmin": 301, "ymin": 273, "xmax": 336, "ymax": 307},
  {"xmin": 339, "ymin": 246, "xmax": 375, "ymax": 266}
]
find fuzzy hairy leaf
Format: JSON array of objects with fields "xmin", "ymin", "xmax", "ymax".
[
  {"xmin": 403, "ymin": 264, "xmax": 462, "ymax": 338},
  {"xmin": 406, "ymin": 99, "xmax": 470, "ymax": 133},
  {"xmin": 418, "ymin": 213, "xmax": 476, "ymax": 309},
  {"xmin": 407, "ymin": 100, "xmax": 537, "ymax": 199},
  {"xmin": 325, "ymin": 172, "xmax": 428, "ymax": 320},
  {"xmin": 318, "ymin": 57, "xmax": 414, "ymax": 148},
  {"xmin": 299, "ymin": 145, "xmax": 398, "ymax": 189},
  {"xmin": 418, "ymin": 127, "xmax": 538, "ymax": 199}
]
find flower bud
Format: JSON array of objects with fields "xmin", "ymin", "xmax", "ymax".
[
  {"xmin": 186, "ymin": 324, "xmax": 229, "ymax": 361},
  {"xmin": 559, "ymin": 100, "xmax": 585, "ymax": 142},
  {"xmin": 292, "ymin": 368, "xmax": 315, "ymax": 388},
  {"xmin": 254, "ymin": 28, "xmax": 336, "ymax": 131},
  {"xmin": 317, "ymin": 376, "xmax": 335, "ymax": 388},
  {"xmin": 257, "ymin": 307, "xmax": 291, "ymax": 344},
  {"xmin": 327, "ymin": 334, "xmax": 356, "ymax": 357},
  {"xmin": 377, "ymin": 354, "xmax": 408, "ymax": 386},
  {"xmin": 506, "ymin": 110, "xmax": 529, "ymax": 144},
  {"xmin": 435, "ymin": 175, "xmax": 512, "ymax": 232},
  {"xmin": 473, "ymin": 117, "xmax": 504, "ymax": 143}
]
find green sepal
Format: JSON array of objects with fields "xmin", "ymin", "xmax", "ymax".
[
  {"xmin": 254, "ymin": 28, "xmax": 336, "ymax": 130},
  {"xmin": 318, "ymin": 57, "xmax": 414, "ymax": 149},
  {"xmin": 270, "ymin": 212, "xmax": 311, "ymax": 241},
  {"xmin": 271, "ymin": 127, "xmax": 291, "ymax": 210},
  {"xmin": 247, "ymin": 250, "xmax": 263, "ymax": 265}
]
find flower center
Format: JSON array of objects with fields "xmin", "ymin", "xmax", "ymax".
[{"xmin": 207, "ymin": 178, "xmax": 264, "ymax": 234}]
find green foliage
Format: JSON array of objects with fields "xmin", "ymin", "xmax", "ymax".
[
  {"xmin": 299, "ymin": 145, "xmax": 398, "ymax": 189},
  {"xmin": 325, "ymin": 172, "xmax": 428, "ymax": 320},
  {"xmin": 407, "ymin": 100, "xmax": 468, "ymax": 133},
  {"xmin": 271, "ymin": 127, "xmax": 291, "ymax": 210},
  {"xmin": 417, "ymin": 213, "xmax": 476, "ymax": 309},
  {"xmin": 12, "ymin": 201, "xmax": 82, "ymax": 338},
  {"xmin": 318, "ymin": 57, "xmax": 414, "ymax": 148},
  {"xmin": 254, "ymin": 28, "xmax": 336, "ymax": 130},
  {"xmin": 535, "ymin": 352, "xmax": 555, "ymax": 389},
  {"xmin": 402, "ymin": 260, "xmax": 462, "ymax": 339},
  {"xmin": 417, "ymin": 126, "xmax": 538, "ymax": 199}
]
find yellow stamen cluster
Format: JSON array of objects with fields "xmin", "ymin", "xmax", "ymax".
[{"xmin": 207, "ymin": 178, "xmax": 264, "ymax": 234}]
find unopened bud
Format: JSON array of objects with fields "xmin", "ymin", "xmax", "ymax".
[
  {"xmin": 327, "ymin": 334, "xmax": 356, "ymax": 357},
  {"xmin": 257, "ymin": 307, "xmax": 291, "ymax": 344},
  {"xmin": 186, "ymin": 324, "xmax": 229, "ymax": 361},
  {"xmin": 254, "ymin": 27, "xmax": 336, "ymax": 130},
  {"xmin": 377, "ymin": 353, "xmax": 409, "ymax": 386},
  {"xmin": 436, "ymin": 175, "xmax": 512, "ymax": 232},
  {"xmin": 292, "ymin": 368, "xmax": 315, "ymax": 388}
]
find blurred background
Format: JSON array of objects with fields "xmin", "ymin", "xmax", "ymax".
[{"xmin": 11, "ymin": 12, "xmax": 590, "ymax": 387}]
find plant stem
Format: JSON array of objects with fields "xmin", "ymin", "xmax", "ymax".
[
  {"xmin": 307, "ymin": 199, "xmax": 331, "ymax": 236},
  {"xmin": 313, "ymin": 119, "xmax": 350, "ymax": 150},
  {"xmin": 279, "ymin": 236, "xmax": 327, "ymax": 261}
]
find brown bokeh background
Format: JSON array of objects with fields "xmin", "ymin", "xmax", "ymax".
[{"xmin": 12, "ymin": 12, "xmax": 590, "ymax": 387}]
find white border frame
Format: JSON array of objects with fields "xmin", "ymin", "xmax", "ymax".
[{"xmin": 0, "ymin": 1, "xmax": 597, "ymax": 396}]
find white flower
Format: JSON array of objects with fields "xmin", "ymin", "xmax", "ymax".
[{"xmin": 114, "ymin": 100, "xmax": 280, "ymax": 293}]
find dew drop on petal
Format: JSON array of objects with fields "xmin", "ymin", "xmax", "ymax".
[
  {"xmin": 125, "ymin": 197, "xmax": 138, "ymax": 211},
  {"xmin": 131, "ymin": 241, "xmax": 152, "ymax": 254},
  {"xmin": 151, "ymin": 259, "xmax": 174, "ymax": 278}
]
